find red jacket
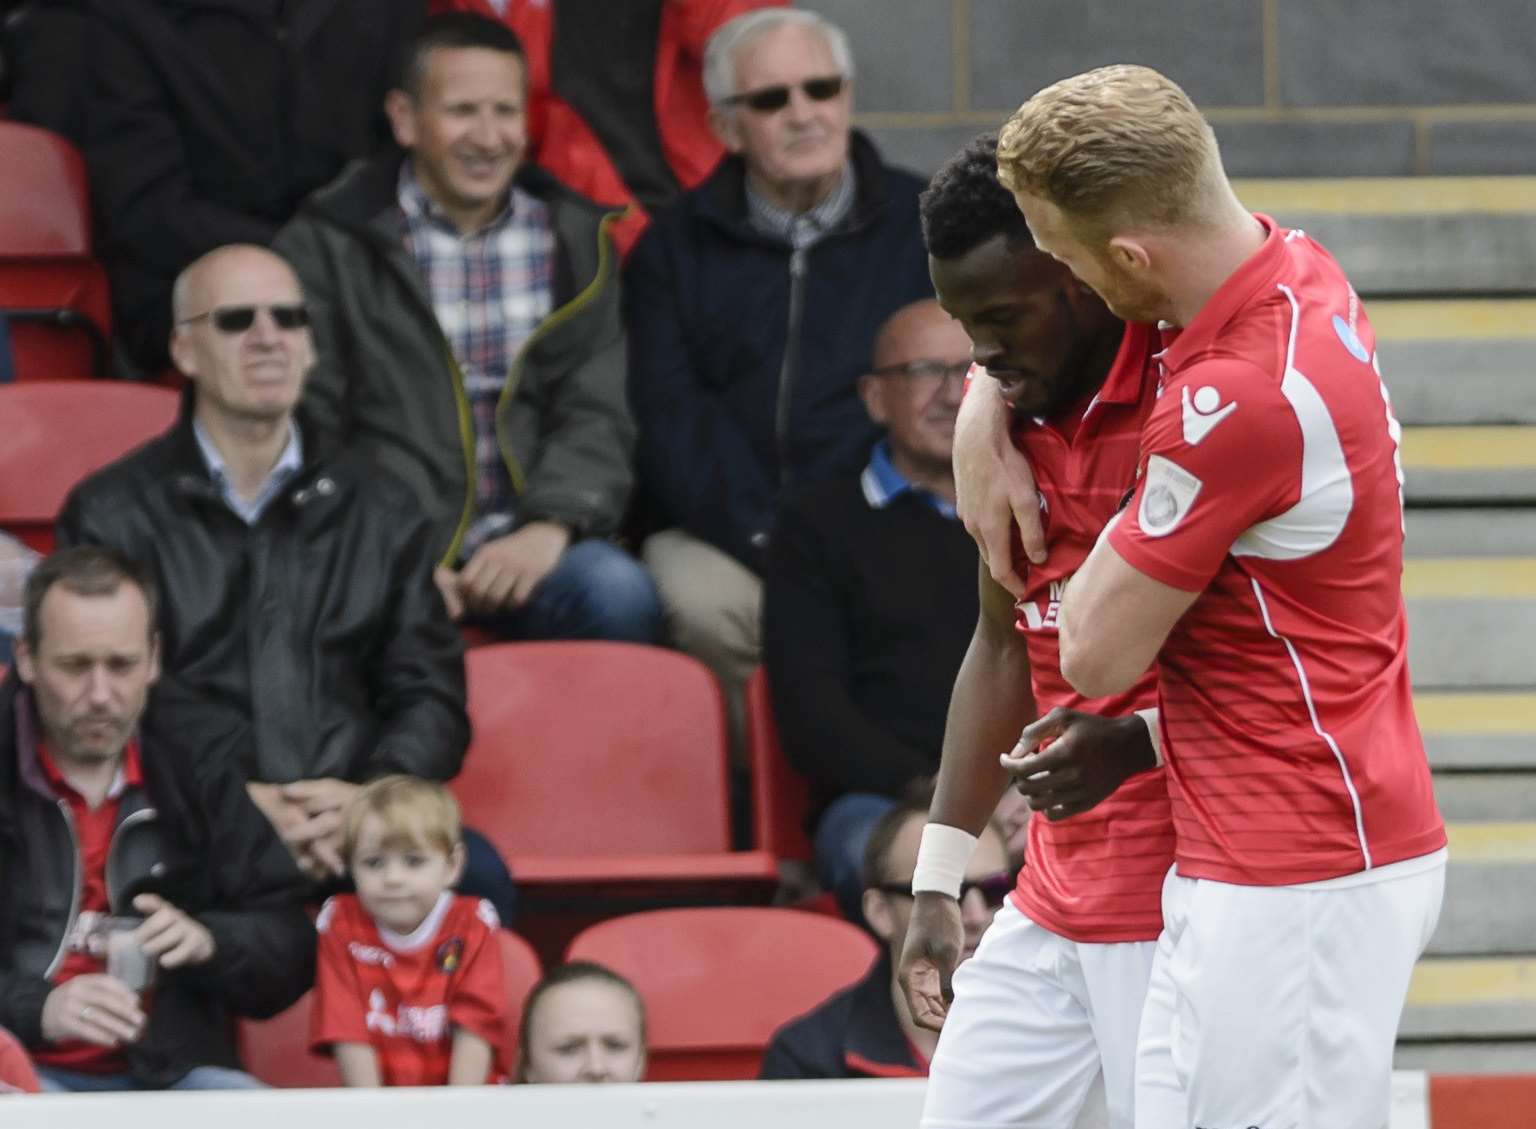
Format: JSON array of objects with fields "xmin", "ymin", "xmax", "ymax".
[{"xmin": 433, "ymin": 0, "xmax": 784, "ymax": 254}]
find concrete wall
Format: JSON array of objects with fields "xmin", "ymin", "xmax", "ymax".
[{"xmin": 798, "ymin": 0, "xmax": 1536, "ymax": 177}]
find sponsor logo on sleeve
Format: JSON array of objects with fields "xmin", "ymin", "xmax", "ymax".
[
  {"xmin": 1181, "ymin": 384, "xmax": 1237, "ymax": 445},
  {"xmin": 1332, "ymin": 313, "xmax": 1370, "ymax": 363},
  {"xmin": 1138, "ymin": 454, "xmax": 1203, "ymax": 537}
]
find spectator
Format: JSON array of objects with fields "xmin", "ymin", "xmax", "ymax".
[
  {"xmin": 626, "ymin": 8, "xmax": 932, "ymax": 748},
  {"xmin": 56, "ymin": 244, "xmax": 515, "ymax": 924},
  {"xmin": 0, "ymin": 533, "xmax": 39, "ymax": 667},
  {"xmin": 517, "ymin": 962, "xmax": 647, "ymax": 1084},
  {"xmin": 430, "ymin": 0, "xmax": 784, "ymax": 253},
  {"xmin": 312, "ymin": 776, "xmax": 506, "ymax": 1087},
  {"xmin": 277, "ymin": 12, "xmax": 660, "ymax": 645},
  {"xmin": 759, "ymin": 780, "xmax": 1009, "ymax": 1080},
  {"xmin": 0, "ymin": 546, "xmax": 314, "ymax": 1092},
  {"xmin": 66, "ymin": 0, "xmax": 424, "ymax": 375},
  {"xmin": 763, "ymin": 298, "xmax": 978, "ymax": 921}
]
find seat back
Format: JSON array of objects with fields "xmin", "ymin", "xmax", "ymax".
[
  {"xmin": 0, "ymin": 122, "xmax": 111, "ymax": 380},
  {"xmin": 566, "ymin": 907, "xmax": 878, "ymax": 1081},
  {"xmin": 745, "ymin": 667, "xmax": 813, "ymax": 862},
  {"xmin": 452, "ymin": 642, "xmax": 733, "ymax": 863},
  {"xmin": 497, "ymin": 927, "xmax": 543, "ymax": 1073},
  {"xmin": 0, "ymin": 381, "xmax": 178, "ymax": 549}
]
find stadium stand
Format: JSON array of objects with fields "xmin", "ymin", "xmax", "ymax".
[
  {"xmin": 0, "ymin": 122, "xmax": 111, "ymax": 381},
  {"xmin": 452, "ymin": 643, "xmax": 779, "ymax": 959},
  {"xmin": 0, "ymin": 381, "xmax": 177, "ymax": 551},
  {"xmin": 565, "ymin": 907, "xmax": 878, "ymax": 1081},
  {"xmin": 239, "ymin": 929, "xmax": 542, "ymax": 1088},
  {"xmin": 744, "ymin": 667, "xmax": 813, "ymax": 865}
]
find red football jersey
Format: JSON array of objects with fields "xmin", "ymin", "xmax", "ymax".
[
  {"xmin": 1108, "ymin": 215, "xmax": 1446, "ymax": 886},
  {"xmin": 999, "ymin": 322, "xmax": 1174, "ymax": 943},
  {"xmin": 312, "ymin": 893, "xmax": 507, "ymax": 1086}
]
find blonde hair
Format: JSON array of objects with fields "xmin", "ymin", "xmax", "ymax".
[
  {"xmin": 345, "ymin": 775, "xmax": 462, "ymax": 860},
  {"xmin": 996, "ymin": 64, "xmax": 1224, "ymax": 243}
]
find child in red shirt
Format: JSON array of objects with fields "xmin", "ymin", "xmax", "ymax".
[{"xmin": 311, "ymin": 776, "xmax": 507, "ymax": 1085}]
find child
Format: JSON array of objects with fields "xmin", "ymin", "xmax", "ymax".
[
  {"xmin": 312, "ymin": 775, "xmax": 507, "ymax": 1085},
  {"xmin": 517, "ymin": 962, "xmax": 647, "ymax": 1084}
]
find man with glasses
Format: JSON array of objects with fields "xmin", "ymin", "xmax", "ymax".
[
  {"xmin": 626, "ymin": 7, "xmax": 933, "ymax": 755},
  {"xmin": 760, "ymin": 778, "xmax": 1010, "ymax": 1080},
  {"xmin": 55, "ymin": 245, "xmax": 516, "ymax": 925},
  {"xmin": 763, "ymin": 299, "xmax": 986, "ymax": 922}
]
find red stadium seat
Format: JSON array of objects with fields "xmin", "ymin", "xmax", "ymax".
[
  {"xmin": 241, "ymin": 928, "xmax": 542, "ymax": 1087},
  {"xmin": 0, "ymin": 381, "xmax": 178, "ymax": 551},
  {"xmin": 450, "ymin": 642, "xmax": 779, "ymax": 911},
  {"xmin": 744, "ymin": 666, "xmax": 813, "ymax": 863},
  {"xmin": 565, "ymin": 907, "xmax": 878, "ymax": 1081},
  {"xmin": 0, "ymin": 122, "xmax": 113, "ymax": 381}
]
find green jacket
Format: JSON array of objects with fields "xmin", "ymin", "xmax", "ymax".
[{"xmin": 275, "ymin": 152, "xmax": 632, "ymax": 564}]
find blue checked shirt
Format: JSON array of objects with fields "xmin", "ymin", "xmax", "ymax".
[{"xmin": 398, "ymin": 161, "xmax": 555, "ymax": 558}]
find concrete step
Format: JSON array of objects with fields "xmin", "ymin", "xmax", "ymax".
[
  {"xmin": 1418, "ymin": 692, "xmax": 1536, "ymax": 771},
  {"xmin": 1233, "ymin": 177, "xmax": 1536, "ymax": 295},
  {"xmin": 1429, "ymin": 823, "xmax": 1536, "ymax": 955},
  {"xmin": 1402, "ymin": 427, "xmax": 1536, "ymax": 503},
  {"xmin": 1404, "ymin": 557, "xmax": 1536, "ymax": 689},
  {"xmin": 1433, "ymin": 774, "xmax": 1536, "ymax": 821},
  {"xmin": 1406, "ymin": 509, "xmax": 1536, "ymax": 558},
  {"xmin": 1372, "ymin": 299, "xmax": 1536, "ymax": 425},
  {"xmin": 1402, "ymin": 957, "xmax": 1536, "ymax": 1040}
]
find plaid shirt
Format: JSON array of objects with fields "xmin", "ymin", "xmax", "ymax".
[{"xmin": 398, "ymin": 161, "xmax": 555, "ymax": 556}]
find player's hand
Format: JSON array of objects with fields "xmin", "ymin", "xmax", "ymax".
[
  {"xmin": 458, "ymin": 522, "xmax": 571, "ymax": 614},
  {"xmin": 40, "ymin": 974, "xmax": 146, "ymax": 1046},
  {"xmin": 897, "ymin": 892, "xmax": 965, "ymax": 1031},
  {"xmin": 132, "ymin": 894, "xmax": 217, "ymax": 968},
  {"xmin": 1001, "ymin": 707, "xmax": 1157, "ymax": 821},
  {"xmin": 953, "ymin": 374, "xmax": 1042, "ymax": 595}
]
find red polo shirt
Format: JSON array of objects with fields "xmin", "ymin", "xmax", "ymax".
[{"xmin": 32, "ymin": 738, "xmax": 143, "ymax": 1075}]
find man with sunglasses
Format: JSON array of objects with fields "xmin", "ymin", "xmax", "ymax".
[
  {"xmin": 763, "ymin": 298, "xmax": 986, "ymax": 923},
  {"xmin": 760, "ymin": 779, "xmax": 1010, "ymax": 1081},
  {"xmin": 55, "ymin": 244, "xmax": 518, "ymax": 924},
  {"xmin": 626, "ymin": 8, "xmax": 933, "ymax": 754}
]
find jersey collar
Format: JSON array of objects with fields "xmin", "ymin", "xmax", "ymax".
[{"xmin": 1161, "ymin": 213, "xmax": 1285, "ymax": 375}]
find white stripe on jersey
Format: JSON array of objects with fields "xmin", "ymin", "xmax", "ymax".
[{"xmin": 1232, "ymin": 283, "xmax": 1354, "ymax": 561}]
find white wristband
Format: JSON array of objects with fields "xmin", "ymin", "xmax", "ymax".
[
  {"xmin": 1135, "ymin": 707, "xmax": 1163, "ymax": 766},
  {"xmin": 911, "ymin": 823, "xmax": 979, "ymax": 898}
]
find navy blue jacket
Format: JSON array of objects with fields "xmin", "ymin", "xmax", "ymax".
[
  {"xmin": 758, "ymin": 955, "xmax": 927, "ymax": 1080},
  {"xmin": 625, "ymin": 132, "xmax": 933, "ymax": 571}
]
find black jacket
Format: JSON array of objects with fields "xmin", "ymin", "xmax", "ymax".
[
  {"xmin": 758, "ymin": 955, "xmax": 926, "ymax": 1080},
  {"xmin": 274, "ymin": 154, "xmax": 633, "ymax": 563},
  {"xmin": 0, "ymin": 679, "xmax": 315, "ymax": 1088},
  {"xmin": 80, "ymin": 0, "xmax": 423, "ymax": 371},
  {"xmin": 56, "ymin": 410, "xmax": 468, "ymax": 786},
  {"xmin": 625, "ymin": 132, "xmax": 934, "ymax": 571}
]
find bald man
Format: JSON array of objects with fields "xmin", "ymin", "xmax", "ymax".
[
  {"xmin": 57, "ymin": 246, "xmax": 516, "ymax": 924},
  {"xmin": 762, "ymin": 299, "xmax": 995, "ymax": 922}
]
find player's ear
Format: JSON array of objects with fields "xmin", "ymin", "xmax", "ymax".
[{"xmin": 1106, "ymin": 234, "xmax": 1151, "ymax": 273}]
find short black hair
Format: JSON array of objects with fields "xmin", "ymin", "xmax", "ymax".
[
  {"xmin": 860, "ymin": 777, "xmax": 938, "ymax": 889},
  {"xmin": 920, "ymin": 131, "xmax": 1035, "ymax": 260},
  {"xmin": 397, "ymin": 12, "xmax": 526, "ymax": 100},
  {"xmin": 23, "ymin": 545, "xmax": 159, "ymax": 652}
]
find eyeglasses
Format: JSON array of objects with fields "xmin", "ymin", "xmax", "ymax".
[
  {"xmin": 177, "ymin": 303, "xmax": 310, "ymax": 333},
  {"xmin": 876, "ymin": 872, "xmax": 1013, "ymax": 908},
  {"xmin": 722, "ymin": 75, "xmax": 845, "ymax": 114},
  {"xmin": 868, "ymin": 359, "xmax": 972, "ymax": 385}
]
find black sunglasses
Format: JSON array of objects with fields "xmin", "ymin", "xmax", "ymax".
[
  {"xmin": 178, "ymin": 303, "xmax": 310, "ymax": 333},
  {"xmin": 877, "ymin": 872, "xmax": 1013, "ymax": 908},
  {"xmin": 723, "ymin": 75, "xmax": 845, "ymax": 113}
]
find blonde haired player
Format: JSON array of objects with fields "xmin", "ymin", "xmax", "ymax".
[
  {"xmin": 312, "ymin": 775, "xmax": 507, "ymax": 1086},
  {"xmin": 946, "ymin": 64, "xmax": 1445, "ymax": 1126}
]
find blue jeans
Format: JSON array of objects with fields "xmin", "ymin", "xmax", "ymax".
[
  {"xmin": 471, "ymin": 539, "xmax": 663, "ymax": 644},
  {"xmin": 38, "ymin": 1064, "xmax": 266, "ymax": 1091},
  {"xmin": 460, "ymin": 825, "xmax": 519, "ymax": 926},
  {"xmin": 814, "ymin": 792, "xmax": 900, "ymax": 924}
]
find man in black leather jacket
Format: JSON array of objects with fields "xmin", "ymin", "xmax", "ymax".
[
  {"xmin": 55, "ymin": 245, "xmax": 513, "ymax": 918},
  {"xmin": 0, "ymin": 546, "xmax": 313, "ymax": 1090}
]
